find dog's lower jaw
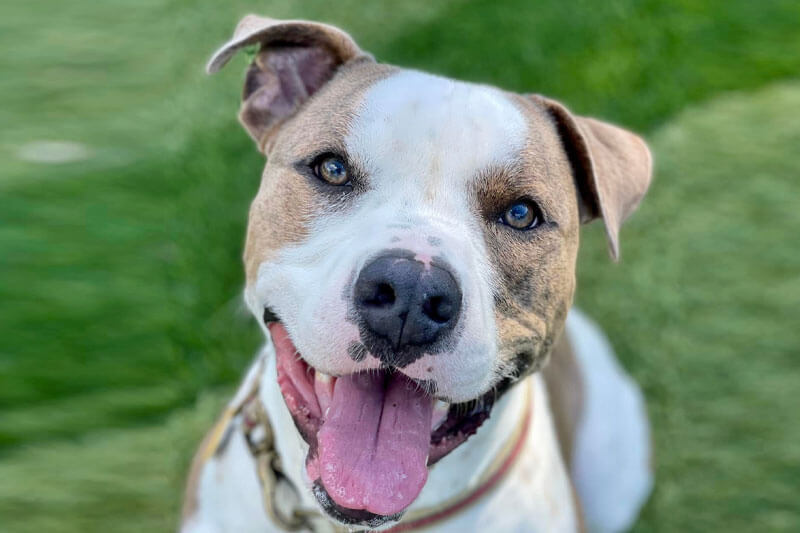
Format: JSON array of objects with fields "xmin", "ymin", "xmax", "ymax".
[
  {"xmin": 312, "ymin": 481, "xmax": 404, "ymax": 528},
  {"xmin": 258, "ymin": 337, "xmax": 553, "ymax": 530}
]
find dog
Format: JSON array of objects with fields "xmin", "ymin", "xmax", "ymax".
[{"xmin": 180, "ymin": 15, "xmax": 653, "ymax": 533}]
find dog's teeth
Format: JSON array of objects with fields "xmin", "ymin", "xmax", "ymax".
[
  {"xmin": 314, "ymin": 371, "xmax": 335, "ymax": 416},
  {"xmin": 431, "ymin": 399, "xmax": 450, "ymax": 431}
]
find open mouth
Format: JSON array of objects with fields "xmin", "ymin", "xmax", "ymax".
[{"xmin": 268, "ymin": 321, "xmax": 499, "ymax": 525}]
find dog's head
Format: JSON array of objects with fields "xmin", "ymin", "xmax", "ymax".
[{"xmin": 209, "ymin": 15, "xmax": 651, "ymax": 528}]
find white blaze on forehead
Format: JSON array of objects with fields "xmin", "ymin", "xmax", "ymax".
[{"xmin": 345, "ymin": 70, "xmax": 528, "ymax": 197}]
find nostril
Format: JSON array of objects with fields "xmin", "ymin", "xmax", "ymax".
[
  {"xmin": 422, "ymin": 295, "xmax": 453, "ymax": 324},
  {"xmin": 366, "ymin": 282, "xmax": 396, "ymax": 307}
]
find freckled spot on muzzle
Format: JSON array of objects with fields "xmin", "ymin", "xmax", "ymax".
[{"xmin": 347, "ymin": 341, "xmax": 367, "ymax": 362}]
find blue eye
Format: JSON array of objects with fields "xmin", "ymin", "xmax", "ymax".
[
  {"xmin": 314, "ymin": 154, "xmax": 350, "ymax": 185},
  {"xmin": 509, "ymin": 203, "xmax": 529, "ymax": 220},
  {"xmin": 500, "ymin": 199, "xmax": 541, "ymax": 230}
]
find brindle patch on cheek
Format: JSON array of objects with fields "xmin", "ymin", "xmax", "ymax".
[
  {"xmin": 475, "ymin": 195, "xmax": 576, "ymax": 380},
  {"xmin": 493, "ymin": 237, "xmax": 562, "ymax": 312},
  {"xmin": 495, "ymin": 312, "xmax": 560, "ymax": 378},
  {"xmin": 490, "ymin": 245, "xmax": 575, "ymax": 379}
]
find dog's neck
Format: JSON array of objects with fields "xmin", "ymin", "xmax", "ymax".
[{"xmin": 258, "ymin": 340, "xmax": 577, "ymax": 531}]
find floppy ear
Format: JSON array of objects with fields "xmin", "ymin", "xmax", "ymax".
[
  {"xmin": 530, "ymin": 95, "xmax": 653, "ymax": 260},
  {"xmin": 207, "ymin": 15, "xmax": 370, "ymax": 152}
]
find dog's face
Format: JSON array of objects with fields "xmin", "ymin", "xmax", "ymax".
[
  {"xmin": 246, "ymin": 65, "xmax": 581, "ymax": 401},
  {"xmin": 209, "ymin": 16, "xmax": 651, "ymax": 528}
]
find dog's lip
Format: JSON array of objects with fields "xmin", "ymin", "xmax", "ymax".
[
  {"xmin": 266, "ymin": 314, "xmax": 500, "ymax": 522},
  {"xmin": 263, "ymin": 312, "xmax": 446, "ymax": 402},
  {"xmin": 312, "ymin": 481, "xmax": 404, "ymax": 528}
]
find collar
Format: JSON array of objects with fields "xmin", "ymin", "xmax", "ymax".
[{"xmin": 208, "ymin": 357, "xmax": 533, "ymax": 532}]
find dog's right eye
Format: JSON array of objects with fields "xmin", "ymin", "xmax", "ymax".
[
  {"xmin": 312, "ymin": 154, "xmax": 351, "ymax": 186},
  {"xmin": 498, "ymin": 199, "xmax": 542, "ymax": 230}
]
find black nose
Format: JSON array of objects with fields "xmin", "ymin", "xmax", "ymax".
[{"xmin": 354, "ymin": 252, "xmax": 462, "ymax": 363}]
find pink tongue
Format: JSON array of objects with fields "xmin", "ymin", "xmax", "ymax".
[{"xmin": 317, "ymin": 372, "xmax": 434, "ymax": 516}]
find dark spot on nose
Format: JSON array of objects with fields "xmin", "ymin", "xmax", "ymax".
[{"xmin": 353, "ymin": 251, "xmax": 462, "ymax": 367}]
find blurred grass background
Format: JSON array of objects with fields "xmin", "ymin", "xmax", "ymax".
[{"xmin": 1, "ymin": 0, "xmax": 798, "ymax": 531}]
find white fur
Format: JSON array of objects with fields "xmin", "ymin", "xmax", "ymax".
[
  {"xmin": 247, "ymin": 70, "xmax": 529, "ymax": 402},
  {"xmin": 566, "ymin": 309, "xmax": 653, "ymax": 532},
  {"xmin": 182, "ymin": 419, "xmax": 273, "ymax": 533}
]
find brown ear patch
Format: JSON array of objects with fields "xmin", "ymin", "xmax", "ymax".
[
  {"xmin": 207, "ymin": 15, "xmax": 371, "ymax": 152},
  {"xmin": 238, "ymin": 45, "xmax": 341, "ymax": 147},
  {"xmin": 206, "ymin": 15, "xmax": 366, "ymax": 75},
  {"xmin": 530, "ymin": 95, "xmax": 653, "ymax": 260}
]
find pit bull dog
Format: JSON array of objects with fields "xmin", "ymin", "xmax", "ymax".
[{"xmin": 180, "ymin": 15, "xmax": 653, "ymax": 533}]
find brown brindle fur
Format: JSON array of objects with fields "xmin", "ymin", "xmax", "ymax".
[{"xmin": 476, "ymin": 94, "xmax": 582, "ymax": 381}]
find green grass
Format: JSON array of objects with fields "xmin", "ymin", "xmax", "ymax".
[
  {"xmin": 1, "ymin": 0, "xmax": 799, "ymax": 531},
  {"xmin": 585, "ymin": 82, "xmax": 800, "ymax": 531}
]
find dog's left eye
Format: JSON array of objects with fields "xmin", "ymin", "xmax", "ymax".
[
  {"xmin": 499, "ymin": 199, "xmax": 542, "ymax": 230},
  {"xmin": 312, "ymin": 154, "xmax": 350, "ymax": 186}
]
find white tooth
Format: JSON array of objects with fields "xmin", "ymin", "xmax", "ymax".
[
  {"xmin": 315, "ymin": 371, "xmax": 331, "ymax": 383},
  {"xmin": 431, "ymin": 400, "xmax": 450, "ymax": 431}
]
